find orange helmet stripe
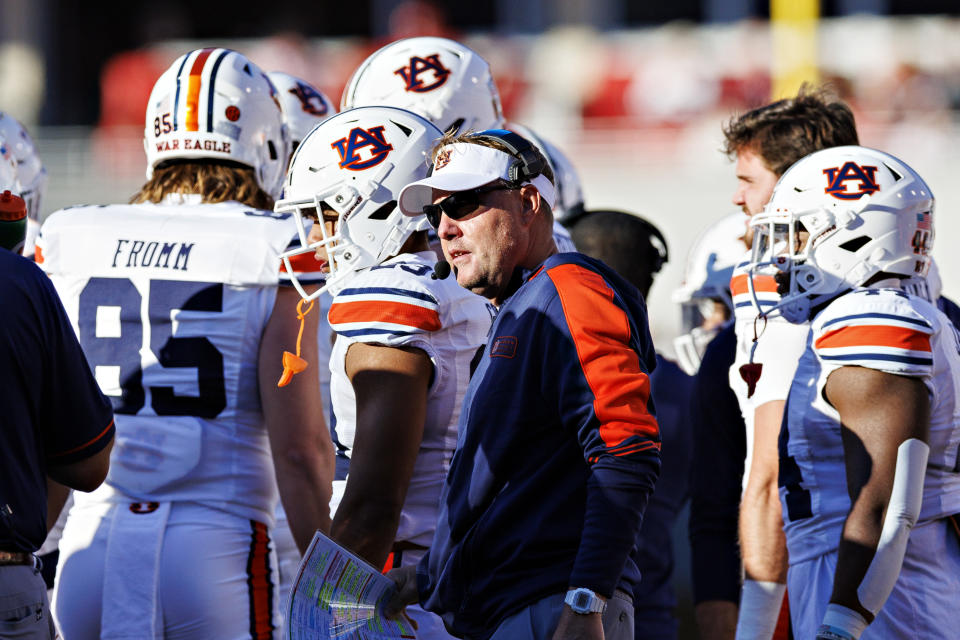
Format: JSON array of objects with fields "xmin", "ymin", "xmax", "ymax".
[{"xmin": 184, "ymin": 48, "xmax": 215, "ymax": 132}]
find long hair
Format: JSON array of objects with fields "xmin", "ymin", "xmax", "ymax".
[{"xmin": 131, "ymin": 161, "xmax": 274, "ymax": 210}]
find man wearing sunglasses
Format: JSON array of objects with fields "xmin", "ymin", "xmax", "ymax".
[{"xmin": 385, "ymin": 130, "xmax": 661, "ymax": 640}]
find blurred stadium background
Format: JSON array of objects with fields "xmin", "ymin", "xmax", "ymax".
[
  {"xmin": 3, "ymin": 2, "xmax": 958, "ymax": 634},
  {"xmin": 3, "ymin": 0, "xmax": 959, "ymax": 350}
]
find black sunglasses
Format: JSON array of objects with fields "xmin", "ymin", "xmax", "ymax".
[{"xmin": 422, "ymin": 182, "xmax": 517, "ymax": 228}]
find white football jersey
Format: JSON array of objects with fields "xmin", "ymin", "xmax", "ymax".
[
  {"xmin": 38, "ymin": 196, "xmax": 312, "ymax": 525},
  {"xmin": 729, "ymin": 258, "xmax": 809, "ymax": 491},
  {"xmin": 780, "ymin": 287, "xmax": 960, "ymax": 563},
  {"xmin": 327, "ymin": 251, "xmax": 492, "ymax": 547}
]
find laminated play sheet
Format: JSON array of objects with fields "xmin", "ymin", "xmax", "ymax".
[{"xmin": 285, "ymin": 530, "xmax": 417, "ymax": 639}]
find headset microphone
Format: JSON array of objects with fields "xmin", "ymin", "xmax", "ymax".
[{"xmin": 431, "ymin": 260, "xmax": 451, "ymax": 280}]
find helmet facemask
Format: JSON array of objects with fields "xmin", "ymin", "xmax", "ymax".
[{"xmin": 745, "ymin": 146, "xmax": 935, "ymax": 324}]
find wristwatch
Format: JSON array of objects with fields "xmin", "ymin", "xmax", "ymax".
[{"xmin": 564, "ymin": 587, "xmax": 606, "ymax": 614}]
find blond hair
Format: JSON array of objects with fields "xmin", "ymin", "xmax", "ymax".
[{"xmin": 131, "ymin": 162, "xmax": 274, "ymax": 210}]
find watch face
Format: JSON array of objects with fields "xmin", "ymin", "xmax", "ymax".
[{"xmin": 574, "ymin": 592, "xmax": 591, "ymax": 610}]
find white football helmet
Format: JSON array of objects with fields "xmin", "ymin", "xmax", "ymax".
[
  {"xmin": 672, "ymin": 212, "xmax": 747, "ymax": 374},
  {"xmin": 144, "ymin": 48, "xmax": 289, "ymax": 198},
  {"xmin": 341, "ymin": 36, "xmax": 504, "ymax": 135},
  {"xmin": 508, "ymin": 123, "xmax": 585, "ymax": 224},
  {"xmin": 0, "ymin": 113, "xmax": 46, "ymax": 221},
  {"xmin": 749, "ymin": 145, "xmax": 934, "ymax": 323},
  {"xmin": 0, "ymin": 142, "xmax": 20, "ymax": 204},
  {"xmin": 277, "ymin": 106, "xmax": 442, "ymax": 299},
  {"xmin": 267, "ymin": 71, "xmax": 336, "ymax": 154}
]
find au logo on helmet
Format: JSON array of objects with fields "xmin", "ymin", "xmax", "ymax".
[
  {"xmin": 290, "ymin": 81, "xmax": 329, "ymax": 116},
  {"xmin": 332, "ymin": 126, "xmax": 394, "ymax": 171},
  {"xmin": 394, "ymin": 54, "xmax": 451, "ymax": 93},
  {"xmin": 823, "ymin": 162, "xmax": 880, "ymax": 200}
]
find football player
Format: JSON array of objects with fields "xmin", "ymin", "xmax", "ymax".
[
  {"xmin": 277, "ymin": 106, "xmax": 491, "ymax": 638},
  {"xmin": 44, "ymin": 48, "xmax": 334, "ymax": 639},
  {"xmin": 267, "ymin": 71, "xmax": 336, "ymax": 156},
  {"xmin": 746, "ymin": 146, "xmax": 960, "ymax": 639},
  {"xmin": 267, "ymin": 68, "xmax": 337, "ymax": 615},
  {"xmin": 723, "ymin": 87, "xmax": 859, "ymax": 640},
  {"xmin": 671, "ymin": 212, "xmax": 746, "ymax": 376},
  {"xmin": 0, "ymin": 112, "xmax": 46, "ymax": 258}
]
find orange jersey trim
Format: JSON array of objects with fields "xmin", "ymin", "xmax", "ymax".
[
  {"xmin": 50, "ymin": 419, "xmax": 114, "ymax": 459},
  {"xmin": 546, "ymin": 263, "xmax": 659, "ymax": 448},
  {"xmin": 815, "ymin": 324, "xmax": 932, "ymax": 352},
  {"xmin": 280, "ymin": 251, "xmax": 325, "ymax": 274},
  {"xmin": 34, "ymin": 245, "xmax": 44, "ymax": 264},
  {"xmin": 246, "ymin": 521, "xmax": 274, "ymax": 639},
  {"xmin": 185, "ymin": 48, "xmax": 215, "ymax": 132},
  {"xmin": 730, "ymin": 273, "xmax": 777, "ymax": 297},
  {"xmin": 329, "ymin": 300, "xmax": 441, "ymax": 331}
]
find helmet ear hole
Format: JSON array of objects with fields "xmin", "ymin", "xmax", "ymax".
[
  {"xmin": 368, "ymin": 200, "xmax": 397, "ymax": 220},
  {"xmin": 267, "ymin": 141, "xmax": 279, "ymax": 161},
  {"xmin": 838, "ymin": 236, "xmax": 870, "ymax": 253}
]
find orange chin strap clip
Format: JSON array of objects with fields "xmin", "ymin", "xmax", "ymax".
[{"xmin": 277, "ymin": 298, "xmax": 315, "ymax": 387}]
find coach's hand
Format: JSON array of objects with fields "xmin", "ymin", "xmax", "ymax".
[
  {"xmin": 551, "ymin": 606, "xmax": 604, "ymax": 640},
  {"xmin": 384, "ymin": 565, "xmax": 419, "ymax": 619}
]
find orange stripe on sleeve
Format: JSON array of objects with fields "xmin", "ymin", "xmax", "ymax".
[
  {"xmin": 185, "ymin": 48, "xmax": 215, "ymax": 132},
  {"xmin": 730, "ymin": 273, "xmax": 777, "ymax": 297},
  {"xmin": 50, "ymin": 419, "xmax": 114, "ymax": 459},
  {"xmin": 247, "ymin": 521, "xmax": 274, "ymax": 640},
  {"xmin": 815, "ymin": 324, "xmax": 931, "ymax": 352},
  {"xmin": 546, "ymin": 263, "xmax": 659, "ymax": 448},
  {"xmin": 329, "ymin": 300, "xmax": 441, "ymax": 331}
]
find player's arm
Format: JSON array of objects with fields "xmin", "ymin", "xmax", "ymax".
[
  {"xmin": 818, "ymin": 366, "xmax": 929, "ymax": 638},
  {"xmin": 330, "ymin": 342, "xmax": 432, "ymax": 569},
  {"xmin": 259, "ymin": 285, "xmax": 336, "ymax": 553},
  {"xmin": 736, "ymin": 399, "xmax": 788, "ymax": 637}
]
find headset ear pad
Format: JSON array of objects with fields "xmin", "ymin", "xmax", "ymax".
[
  {"xmin": 472, "ymin": 129, "xmax": 548, "ymax": 184},
  {"xmin": 514, "ymin": 147, "xmax": 546, "ymax": 182}
]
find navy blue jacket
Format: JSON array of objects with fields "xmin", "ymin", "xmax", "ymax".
[
  {"xmin": 418, "ymin": 252, "xmax": 661, "ymax": 640},
  {"xmin": 0, "ymin": 250, "xmax": 114, "ymax": 551},
  {"xmin": 687, "ymin": 322, "xmax": 745, "ymax": 605}
]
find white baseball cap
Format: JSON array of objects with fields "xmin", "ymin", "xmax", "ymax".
[{"xmin": 398, "ymin": 142, "xmax": 556, "ymax": 217}]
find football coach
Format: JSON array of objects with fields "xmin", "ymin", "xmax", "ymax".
[{"xmin": 386, "ymin": 129, "xmax": 661, "ymax": 640}]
